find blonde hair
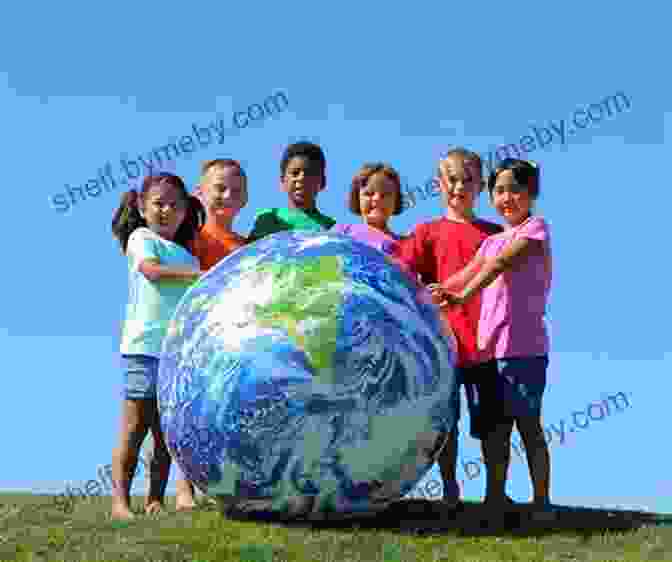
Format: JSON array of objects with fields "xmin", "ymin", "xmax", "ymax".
[
  {"xmin": 200, "ymin": 158, "xmax": 246, "ymax": 180},
  {"xmin": 438, "ymin": 147, "xmax": 484, "ymax": 189}
]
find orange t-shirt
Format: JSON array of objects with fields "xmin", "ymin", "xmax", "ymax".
[{"xmin": 190, "ymin": 221, "xmax": 247, "ymax": 271}]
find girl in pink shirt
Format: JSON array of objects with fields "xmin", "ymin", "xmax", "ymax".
[{"xmin": 433, "ymin": 158, "xmax": 553, "ymax": 512}]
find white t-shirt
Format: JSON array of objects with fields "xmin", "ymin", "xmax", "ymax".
[{"xmin": 120, "ymin": 228, "xmax": 199, "ymax": 357}]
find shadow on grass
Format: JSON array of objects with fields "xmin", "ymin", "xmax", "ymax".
[{"xmin": 221, "ymin": 498, "xmax": 672, "ymax": 538}]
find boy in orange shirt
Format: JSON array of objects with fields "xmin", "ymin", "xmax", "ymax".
[
  {"xmin": 169, "ymin": 159, "xmax": 248, "ymax": 510},
  {"xmin": 190, "ymin": 159, "xmax": 248, "ymax": 270}
]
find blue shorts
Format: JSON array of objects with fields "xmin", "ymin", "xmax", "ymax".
[
  {"xmin": 486, "ymin": 355, "xmax": 548, "ymax": 420},
  {"xmin": 122, "ymin": 354, "xmax": 159, "ymax": 400}
]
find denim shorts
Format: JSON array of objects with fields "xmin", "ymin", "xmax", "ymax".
[
  {"xmin": 487, "ymin": 355, "xmax": 549, "ymax": 419},
  {"xmin": 122, "ymin": 354, "xmax": 159, "ymax": 400}
]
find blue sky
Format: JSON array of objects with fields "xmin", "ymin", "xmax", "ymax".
[{"xmin": 1, "ymin": 1, "xmax": 670, "ymax": 514}]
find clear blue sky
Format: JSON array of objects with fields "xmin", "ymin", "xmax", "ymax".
[{"xmin": 1, "ymin": 1, "xmax": 670, "ymax": 514}]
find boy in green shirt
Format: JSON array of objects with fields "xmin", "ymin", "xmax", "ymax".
[{"xmin": 249, "ymin": 142, "xmax": 336, "ymax": 240}]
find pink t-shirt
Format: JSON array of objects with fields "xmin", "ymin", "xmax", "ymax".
[{"xmin": 477, "ymin": 216, "xmax": 552, "ymax": 360}]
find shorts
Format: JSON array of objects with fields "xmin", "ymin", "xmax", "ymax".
[
  {"xmin": 478, "ymin": 355, "xmax": 549, "ymax": 427},
  {"xmin": 122, "ymin": 354, "xmax": 159, "ymax": 400},
  {"xmin": 454, "ymin": 361, "xmax": 501, "ymax": 440}
]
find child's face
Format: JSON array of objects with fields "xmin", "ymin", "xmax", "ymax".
[
  {"xmin": 201, "ymin": 166, "xmax": 247, "ymax": 220},
  {"xmin": 281, "ymin": 156, "xmax": 324, "ymax": 209},
  {"xmin": 491, "ymin": 170, "xmax": 533, "ymax": 226},
  {"xmin": 438, "ymin": 157, "xmax": 482, "ymax": 216},
  {"xmin": 141, "ymin": 182, "xmax": 187, "ymax": 240},
  {"xmin": 359, "ymin": 173, "xmax": 398, "ymax": 229}
]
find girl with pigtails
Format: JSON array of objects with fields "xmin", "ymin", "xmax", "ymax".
[{"xmin": 110, "ymin": 173, "xmax": 205, "ymax": 519}]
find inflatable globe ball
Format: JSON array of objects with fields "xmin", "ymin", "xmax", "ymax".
[{"xmin": 157, "ymin": 231, "xmax": 458, "ymax": 519}]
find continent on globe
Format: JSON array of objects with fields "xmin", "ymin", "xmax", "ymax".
[{"xmin": 158, "ymin": 231, "xmax": 458, "ymax": 520}]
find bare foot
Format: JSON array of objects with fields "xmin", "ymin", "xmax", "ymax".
[
  {"xmin": 176, "ymin": 494, "xmax": 197, "ymax": 512},
  {"xmin": 144, "ymin": 500, "xmax": 164, "ymax": 515},
  {"xmin": 111, "ymin": 502, "xmax": 136, "ymax": 521}
]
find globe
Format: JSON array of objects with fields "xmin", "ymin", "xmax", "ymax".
[{"xmin": 158, "ymin": 231, "xmax": 458, "ymax": 519}]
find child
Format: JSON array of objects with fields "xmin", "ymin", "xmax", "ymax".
[
  {"xmin": 248, "ymin": 141, "xmax": 335, "ymax": 240},
  {"xmin": 395, "ymin": 148, "xmax": 503, "ymax": 508},
  {"xmin": 435, "ymin": 158, "xmax": 553, "ymax": 512},
  {"xmin": 330, "ymin": 162, "xmax": 404, "ymax": 254},
  {"xmin": 111, "ymin": 173, "xmax": 205, "ymax": 519},
  {"xmin": 190, "ymin": 159, "xmax": 248, "ymax": 269},
  {"xmin": 165, "ymin": 158, "xmax": 249, "ymax": 510}
]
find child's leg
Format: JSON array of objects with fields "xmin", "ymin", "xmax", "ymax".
[
  {"xmin": 175, "ymin": 468, "xmax": 197, "ymax": 511},
  {"xmin": 500, "ymin": 355, "xmax": 551, "ymax": 506},
  {"xmin": 481, "ymin": 420, "xmax": 514, "ymax": 505},
  {"xmin": 144, "ymin": 400, "xmax": 172, "ymax": 514},
  {"xmin": 516, "ymin": 415, "xmax": 551, "ymax": 505},
  {"xmin": 464, "ymin": 361, "xmax": 514, "ymax": 506},
  {"xmin": 437, "ymin": 368, "xmax": 463, "ymax": 504},
  {"xmin": 111, "ymin": 399, "xmax": 151, "ymax": 519},
  {"xmin": 144, "ymin": 429, "xmax": 197, "ymax": 510},
  {"xmin": 437, "ymin": 427, "xmax": 460, "ymax": 501}
]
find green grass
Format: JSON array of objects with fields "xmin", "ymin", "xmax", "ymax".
[{"xmin": 1, "ymin": 493, "xmax": 672, "ymax": 561}]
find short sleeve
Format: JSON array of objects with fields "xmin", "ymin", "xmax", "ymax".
[
  {"xmin": 248, "ymin": 209, "xmax": 281, "ymax": 241},
  {"xmin": 516, "ymin": 217, "xmax": 549, "ymax": 242},
  {"xmin": 127, "ymin": 228, "xmax": 160, "ymax": 263},
  {"xmin": 330, "ymin": 224, "xmax": 349, "ymax": 235},
  {"xmin": 394, "ymin": 224, "xmax": 433, "ymax": 282}
]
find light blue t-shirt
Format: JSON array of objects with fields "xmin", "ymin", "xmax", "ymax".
[{"xmin": 120, "ymin": 227, "xmax": 199, "ymax": 357}]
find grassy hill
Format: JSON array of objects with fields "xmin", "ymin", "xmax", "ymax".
[{"xmin": 1, "ymin": 493, "xmax": 671, "ymax": 561}]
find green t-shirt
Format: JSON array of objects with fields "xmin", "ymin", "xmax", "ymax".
[
  {"xmin": 248, "ymin": 207, "xmax": 336, "ymax": 241},
  {"xmin": 120, "ymin": 227, "xmax": 199, "ymax": 357}
]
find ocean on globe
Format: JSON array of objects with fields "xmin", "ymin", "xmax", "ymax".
[{"xmin": 157, "ymin": 231, "xmax": 458, "ymax": 519}]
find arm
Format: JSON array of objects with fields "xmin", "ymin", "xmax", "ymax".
[
  {"xmin": 442, "ymin": 237, "xmax": 545, "ymax": 306},
  {"xmin": 432, "ymin": 254, "xmax": 485, "ymax": 293},
  {"xmin": 139, "ymin": 259, "xmax": 203, "ymax": 283},
  {"xmin": 394, "ymin": 227, "xmax": 432, "ymax": 282}
]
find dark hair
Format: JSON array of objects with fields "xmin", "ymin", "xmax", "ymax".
[
  {"xmin": 111, "ymin": 173, "xmax": 206, "ymax": 253},
  {"xmin": 280, "ymin": 141, "xmax": 326, "ymax": 184},
  {"xmin": 487, "ymin": 158, "xmax": 540, "ymax": 198},
  {"xmin": 201, "ymin": 158, "xmax": 247, "ymax": 178},
  {"xmin": 349, "ymin": 163, "xmax": 404, "ymax": 215}
]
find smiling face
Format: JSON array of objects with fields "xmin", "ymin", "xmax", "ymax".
[
  {"xmin": 490, "ymin": 169, "xmax": 533, "ymax": 226},
  {"xmin": 281, "ymin": 156, "xmax": 324, "ymax": 210},
  {"xmin": 201, "ymin": 165, "xmax": 248, "ymax": 220},
  {"xmin": 140, "ymin": 181, "xmax": 188, "ymax": 240},
  {"xmin": 359, "ymin": 172, "xmax": 399, "ymax": 230},
  {"xmin": 438, "ymin": 156, "xmax": 482, "ymax": 218}
]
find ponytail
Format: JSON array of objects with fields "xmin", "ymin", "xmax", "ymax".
[
  {"xmin": 174, "ymin": 195, "xmax": 206, "ymax": 249},
  {"xmin": 112, "ymin": 190, "xmax": 146, "ymax": 253}
]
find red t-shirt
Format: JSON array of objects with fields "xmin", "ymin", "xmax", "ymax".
[{"xmin": 396, "ymin": 217, "xmax": 502, "ymax": 366}]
